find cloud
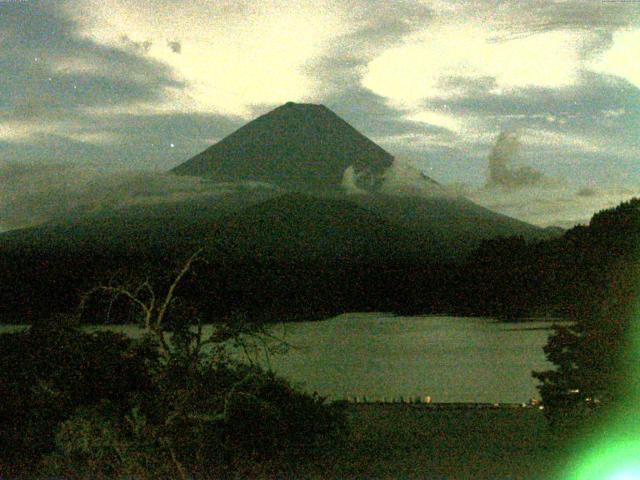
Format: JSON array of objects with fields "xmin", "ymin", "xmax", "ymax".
[
  {"xmin": 63, "ymin": 0, "xmax": 353, "ymax": 116},
  {"xmin": 447, "ymin": 112, "xmax": 639, "ymax": 227},
  {"xmin": 466, "ymin": 183, "xmax": 638, "ymax": 228},
  {"xmin": 486, "ymin": 131, "xmax": 545, "ymax": 189},
  {"xmin": 378, "ymin": 159, "xmax": 448, "ymax": 197},
  {"xmin": 362, "ymin": 26, "xmax": 584, "ymax": 106},
  {"xmin": 306, "ymin": 0, "xmax": 435, "ymax": 88},
  {"xmin": 404, "ymin": 109, "xmax": 462, "ymax": 134},
  {"xmin": 359, "ymin": 1, "xmax": 639, "ymax": 107},
  {"xmin": 402, "ymin": 72, "xmax": 640, "ymax": 187},
  {"xmin": 589, "ymin": 28, "xmax": 640, "ymax": 89},
  {"xmin": 0, "ymin": 162, "xmax": 233, "ymax": 232},
  {"xmin": 341, "ymin": 157, "xmax": 449, "ymax": 198},
  {"xmin": 423, "ymin": 72, "xmax": 637, "ymax": 120},
  {"xmin": 0, "ymin": 0, "xmax": 181, "ymax": 137},
  {"xmin": 323, "ymin": 87, "xmax": 450, "ymax": 143},
  {"xmin": 453, "ymin": 0, "xmax": 639, "ymax": 37},
  {"xmin": 577, "ymin": 187, "xmax": 598, "ymax": 198},
  {"xmin": 0, "ymin": 111, "xmax": 244, "ymax": 171},
  {"xmin": 341, "ymin": 166, "xmax": 368, "ymax": 195}
]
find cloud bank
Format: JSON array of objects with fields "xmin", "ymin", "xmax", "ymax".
[
  {"xmin": 0, "ymin": 163, "xmax": 230, "ymax": 232},
  {"xmin": 451, "ymin": 130, "xmax": 639, "ymax": 228}
]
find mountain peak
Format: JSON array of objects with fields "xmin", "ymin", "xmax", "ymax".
[
  {"xmin": 280, "ymin": 101, "xmax": 324, "ymax": 109},
  {"xmin": 172, "ymin": 102, "xmax": 394, "ymax": 190}
]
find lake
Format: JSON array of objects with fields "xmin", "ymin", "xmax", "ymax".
[
  {"xmin": 261, "ymin": 313, "xmax": 560, "ymax": 403},
  {"xmin": 0, "ymin": 313, "xmax": 563, "ymax": 403}
]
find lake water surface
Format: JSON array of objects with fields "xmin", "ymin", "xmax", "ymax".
[
  {"xmin": 262, "ymin": 313, "xmax": 560, "ymax": 403},
  {"xmin": 1, "ymin": 314, "xmax": 563, "ymax": 403}
]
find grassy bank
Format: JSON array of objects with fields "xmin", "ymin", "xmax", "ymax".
[
  {"xmin": 294, "ymin": 404, "xmax": 570, "ymax": 480},
  {"xmin": 1, "ymin": 402, "xmax": 576, "ymax": 479}
]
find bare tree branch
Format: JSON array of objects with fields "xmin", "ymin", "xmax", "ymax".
[
  {"xmin": 156, "ymin": 248, "xmax": 203, "ymax": 329},
  {"xmin": 79, "ymin": 249, "xmax": 203, "ymax": 360},
  {"xmin": 80, "ymin": 285, "xmax": 152, "ymax": 324}
]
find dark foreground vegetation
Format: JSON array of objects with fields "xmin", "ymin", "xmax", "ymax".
[
  {"xmin": 0, "ymin": 318, "xmax": 346, "ymax": 479},
  {"xmin": 532, "ymin": 199, "xmax": 640, "ymax": 430},
  {"xmin": 0, "ymin": 256, "xmax": 347, "ymax": 478},
  {"xmin": 1, "ymin": 199, "xmax": 638, "ymax": 478},
  {"xmin": 300, "ymin": 404, "xmax": 568, "ymax": 480}
]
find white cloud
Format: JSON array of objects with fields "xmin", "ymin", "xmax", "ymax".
[
  {"xmin": 588, "ymin": 28, "xmax": 640, "ymax": 88},
  {"xmin": 377, "ymin": 132, "xmax": 451, "ymax": 148},
  {"xmin": 65, "ymin": 131, "xmax": 121, "ymax": 145},
  {"xmin": 64, "ymin": 0, "xmax": 352, "ymax": 116},
  {"xmin": 405, "ymin": 109, "xmax": 462, "ymax": 133},
  {"xmin": 0, "ymin": 121, "xmax": 60, "ymax": 142},
  {"xmin": 362, "ymin": 23, "xmax": 585, "ymax": 105},
  {"xmin": 379, "ymin": 160, "xmax": 448, "ymax": 197},
  {"xmin": 0, "ymin": 163, "xmax": 231, "ymax": 231},
  {"xmin": 341, "ymin": 166, "xmax": 368, "ymax": 195}
]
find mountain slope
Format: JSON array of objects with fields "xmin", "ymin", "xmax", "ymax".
[
  {"xmin": 0, "ymin": 189, "xmax": 561, "ymax": 323},
  {"xmin": 210, "ymin": 193, "xmax": 441, "ymax": 263},
  {"xmin": 349, "ymin": 193, "xmax": 558, "ymax": 248}
]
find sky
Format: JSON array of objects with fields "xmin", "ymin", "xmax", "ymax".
[{"xmin": 1, "ymin": 0, "xmax": 639, "ymax": 230}]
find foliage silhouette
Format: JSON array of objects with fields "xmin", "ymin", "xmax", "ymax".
[
  {"xmin": 532, "ymin": 198, "xmax": 640, "ymax": 425},
  {"xmin": 0, "ymin": 252, "xmax": 347, "ymax": 478}
]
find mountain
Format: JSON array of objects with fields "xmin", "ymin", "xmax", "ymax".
[
  {"xmin": 0, "ymin": 102, "xmax": 564, "ymax": 323},
  {"xmin": 0, "ymin": 188, "xmax": 557, "ymax": 323},
  {"xmin": 172, "ymin": 102, "xmax": 394, "ymax": 191},
  {"xmin": 171, "ymin": 101, "xmax": 554, "ymax": 243}
]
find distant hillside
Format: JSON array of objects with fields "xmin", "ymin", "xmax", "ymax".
[
  {"xmin": 0, "ymin": 188, "xmax": 560, "ymax": 323},
  {"xmin": 442, "ymin": 197, "xmax": 640, "ymax": 319},
  {"xmin": 349, "ymin": 194, "xmax": 558, "ymax": 248},
  {"xmin": 0, "ymin": 189, "xmax": 278, "ymax": 257},
  {"xmin": 173, "ymin": 102, "xmax": 394, "ymax": 191},
  {"xmin": 210, "ymin": 193, "xmax": 442, "ymax": 263}
]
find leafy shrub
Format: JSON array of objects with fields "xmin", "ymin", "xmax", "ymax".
[
  {"xmin": 37, "ymin": 362, "xmax": 346, "ymax": 479},
  {"xmin": 39, "ymin": 402, "xmax": 178, "ymax": 479},
  {"xmin": 222, "ymin": 366, "xmax": 346, "ymax": 458},
  {"xmin": 0, "ymin": 318, "xmax": 155, "ymax": 461}
]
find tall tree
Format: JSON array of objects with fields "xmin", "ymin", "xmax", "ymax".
[{"xmin": 533, "ymin": 199, "xmax": 640, "ymax": 425}]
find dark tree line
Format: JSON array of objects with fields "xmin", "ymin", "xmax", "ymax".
[{"xmin": 531, "ymin": 199, "xmax": 640, "ymax": 424}]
